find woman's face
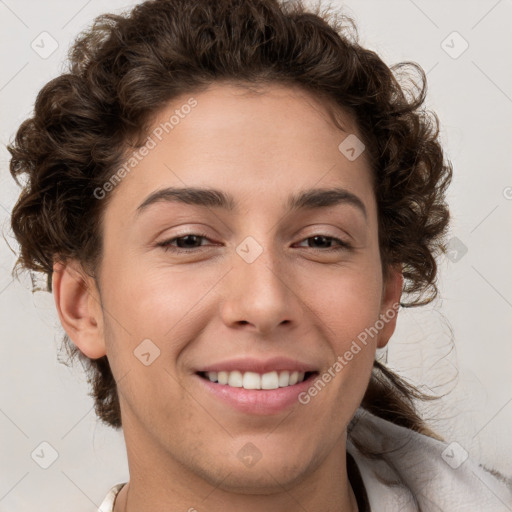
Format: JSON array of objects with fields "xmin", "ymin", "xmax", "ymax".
[{"xmin": 91, "ymin": 83, "xmax": 401, "ymax": 491}]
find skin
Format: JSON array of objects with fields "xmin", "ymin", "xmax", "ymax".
[{"xmin": 52, "ymin": 83, "xmax": 403, "ymax": 512}]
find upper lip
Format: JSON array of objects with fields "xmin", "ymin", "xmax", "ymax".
[{"xmin": 196, "ymin": 356, "xmax": 318, "ymax": 374}]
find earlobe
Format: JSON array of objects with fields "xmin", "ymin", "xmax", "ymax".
[
  {"xmin": 52, "ymin": 260, "xmax": 106, "ymax": 359},
  {"xmin": 376, "ymin": 264, "xmax": 403, "ymax": 349}
]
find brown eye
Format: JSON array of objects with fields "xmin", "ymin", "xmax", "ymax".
[
  {"xmin": 157, "ymin": 233, "xmax": 212, "ymax": 253},
  {"xmin": 296, "ymin": 235, "xmax": 352, "ymax": 251},
  {"xmin": 174, "ymin": 234, "xmax": 205, "ymax": 249}
]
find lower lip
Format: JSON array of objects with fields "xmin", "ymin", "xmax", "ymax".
[{"xmin": 194, "ymin": 373, "xmax": 317, "ymax": 415}]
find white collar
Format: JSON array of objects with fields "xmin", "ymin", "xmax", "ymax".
[
  {"xmin": 99, "ymin": 483, "xmax": 125, "ymax": 512},
  {"xmin": 347, "ymin": 407, "xmax": 512, "ymax": 510}
]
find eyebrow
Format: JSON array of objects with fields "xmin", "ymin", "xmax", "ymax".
[{"xmin": 135, "ymin": 186, "xmax": 367, "ymax": 219}]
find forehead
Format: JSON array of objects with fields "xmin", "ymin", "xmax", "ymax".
[
  {"xmin": 104, "ymin": 82, "xmax": 374, "ymax": 223},
  {"xmin": 156, "ymin": 81, "xmax": 361, "ymax": 151}
]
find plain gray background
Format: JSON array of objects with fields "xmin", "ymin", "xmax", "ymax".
[{"xmin": 1, "ymin": 0, "xmax": 511, "ymax": 510}]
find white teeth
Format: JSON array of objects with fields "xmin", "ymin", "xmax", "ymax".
[
  {"xmin": 243, "ymin": 371, "xmax": 261, "ymax": 389},
  {"xmin": 204, "ymin": 370, "xmax": 308, "ymax": 389},
  {"xmin": 218, "ymin": 371, "xmax": 229, "ymax": 385},
  {"xmin": 261, "ymin": 371, "xmax": 279, "ymax": 390},
  {"xmin": 278, "ymin": 370, "xmax": 290, "ymax": 387},
  {"xmin": 228, "ymin": 370, "xmax": 243, "ymax": 387}
]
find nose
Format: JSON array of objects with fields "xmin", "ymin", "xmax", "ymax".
[{"xmin": 219, "ymin": 241, "xmax": 302, "ymax": 336}]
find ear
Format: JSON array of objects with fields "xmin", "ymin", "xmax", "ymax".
[
  {"xmin": 376, "ymin": 264, "xmax": 403, "ymax": 349},
  {"xmin": 52, "ymin": 260, "xmax": 106, "ymax": 359}
]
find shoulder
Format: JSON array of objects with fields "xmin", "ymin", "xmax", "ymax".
[{"xmin": 347, "ymin": 407, "xmax": 512, "ymax": 511}]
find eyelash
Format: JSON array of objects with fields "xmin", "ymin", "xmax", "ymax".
[{"xmin": 156, "ymin": 232, "xmax": 353, "ymax": 254}]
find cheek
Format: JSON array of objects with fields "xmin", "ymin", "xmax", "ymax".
[
  {"xmin": 297, "ymin": 271, "xmax": 379, "ymax": 425},
  {"xmin": 297, "ymin": 259, "xmax": 383, "ymax": 337},
  {"xmin": 99, "ymin": 273, "xmax": 194, "ymax": 428},
  {"xmin": 99, "ymin": 260, "xmax": 219, "ymax": 387},
  {"xmin": 295, "ymin": 259, "xmax": 382, "ymax": 392},
  {"xmin": 101, "ymin": 256, "xmax": 204, "ymax": 334}
]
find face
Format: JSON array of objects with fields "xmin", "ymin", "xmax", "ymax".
[{"xmin": 66, "ymin": 83, "xmax": 401, "ymax": 492}]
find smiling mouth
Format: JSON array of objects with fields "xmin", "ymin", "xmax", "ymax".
[{"xmin": 197, "ymin": 370, "xmax": 318, "ymax": 390}]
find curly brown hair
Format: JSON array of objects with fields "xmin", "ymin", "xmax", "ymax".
[{"xmin": 8, "ymin": 0, "xmax": 452, "ymax": 437}]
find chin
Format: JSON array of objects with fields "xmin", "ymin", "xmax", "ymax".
[
  {"xmin": 204, "ymin": 460, "xmax": 311, "ymax": 495},
  {"xmin": 187, "ymin": 441, "xmax": 322, "ymax": 495}
]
